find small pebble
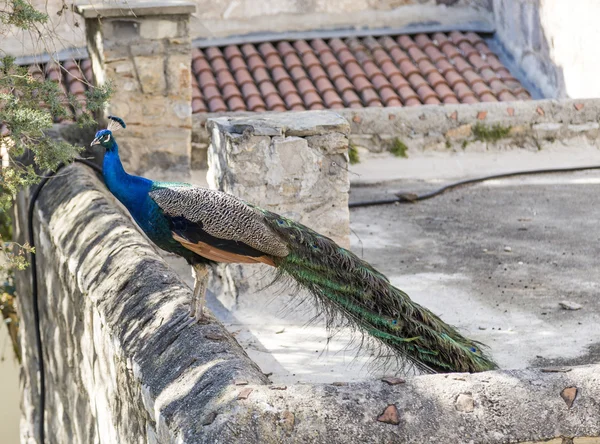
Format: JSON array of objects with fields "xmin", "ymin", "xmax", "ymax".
[
  {"xmin": 559, "ymin": 301, "xmax": 582, "ymax": 311},
  {"xmin": 504, "ymin": 246, "xmax": 512, "ymax": 252},
  {"xmin": 381, "ymin": 377, "xmax": 406, "ymax": 386},
  {"xmin": 478, "ymin": 326, "xmax": 486, "ymax": 330}
]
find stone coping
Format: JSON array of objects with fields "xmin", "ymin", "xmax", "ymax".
[
  {"xmin": 15, "ymin": 163, "xmax": 600, "ymax": 443},
  {"xmin": 192, "ymin": 98, "xmax": 600, "ymax": 154},
  {"xmin": 75, "ymin": 1, "xmax": 196, "ymax": 19},
  {"xmin": 206, "ymin": 111, "xmax": 350, "ymax": 138}
]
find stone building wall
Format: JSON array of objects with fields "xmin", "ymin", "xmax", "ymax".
[
  {"xmin": 5, "ymin": 0, "xmax": 492, "ymax": 58},
  {"xmin": 77, "ymin": 3, "xmax": 196, "ymax": 180},
  {"xmin": 493, "ymin": 0, "xmax": 600, "ymax": 99}
]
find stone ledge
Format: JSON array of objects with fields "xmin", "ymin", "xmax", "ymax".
[
  {"xmin": 75, "ymin": 1, "xmax": 196, "ymax": 19},
  {"xmin": 207, "ymin": 111, "xmax": 350, "ymax": 138},
  {"xmin": 14, "ymin": 164, "xmax": 600, "ymax": 443},
  {"xmin": 192, "ymin": 98, "xmax": 600, "ymax": 157}
]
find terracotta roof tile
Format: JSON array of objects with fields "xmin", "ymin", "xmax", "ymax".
[
  {"xmin": 203, "ymin": 85, "xmax": 221, "ymax": 101},
  {"xmin": 223, "ymin": 45, "xmax": 243, "ymax": 60},
  {"xmin": 303, "ymin": 91, "xmax": 323, "ymax": 108},
  {"xmin": 293, "ymin": 40, "xmax": 312, "ymax": 55},
  {"xmin": 192, "ymin": 56, "xmax": 211, "ymax": 74},
  {"xmin": 361, "ymin": 88, "xmax": 383, "ymax": 106},
  {"xmin": 229, "ymin": 57, "xmax": 246, "ymax": 72},
  {"xmin": 265, "ymin": 53, "xmax": 284, "ymax": 69},
  {"xmin": 472, "ymin": 82, "xmax": 493, "ymax": 97},
  {"xmin": 234, "ymin": 70, "xmax": 254, "ymax": 87},
  {"xmin": 334, "ymin": 76, "xmax": 354, "ymax": 92},
  {"xmin": 258, "ymin": 42, "xmax": 278, "ymax": 58},
  {"xmin": 216, "ymin": 71, "xmax": 235, "ymax": 88},
  {"xmin": 271, "ymin": 66, "xmax": 291, "ymax": 84},
  {"xmin": 246, "ymin": 95, "xmax": 267, "ymax": 112},
  {"xmin": 283, "ymin": 92, "xmax": 304, "ymax": 109},
  {"xmin": 253, "ymin": 67, "xmax": 271, "ymax": 84},
  {"xmin": 434, "ymin": 83, "xmax": 458, "ymax": 102},
  {"xmin": 441, "ymin": 43, "xmax": 461, "ymax": 60},
  {"xmin": 424, "ymin": 45, "xmax": 445, "ymax": 62},
  {"xmin": 208, "ymin": 97, "xmax": 227, "ymax": 112},
  {"xmin": 371, "ymin": 74, "xmax": 392, "ymax": 91},
  {"xmin": 379, "ymin": 87, "xmax": 401, "ymax": 106},
  {"xmin": 322, "ymin": 89, "xmax": 345, "ymax": 108},
  {"xmin": 290, "ymin": 66, "xmax": 307, "ymax": 81},
  {"xmin": 19, "ymin": 31, "xmax": 531, "ymax": 117},
  {"xmin": 222, "ymin": 83, "xmax": 242, "ymax": 100},
  {"xmin": 388, "ymin": 74, "xmax": 410, "ymax": 90},
  {"xmin": 380, "ymin": 60, "xmax": 402, "ymax": 79},
  {"xmin": 397, "ymin": 35, "xmax": 416, "ymax": 50},
  {"xmin": 259, "ymin": 82, "xmax": 279, "ymax": 98},
  {"xmin": 342, "ymin": 89, "xmax": 362, "ymax": 107},
  {"xmin": 227, "ymin": 96, "xmax": 246, "ymax": 111},
  {"xmin": 308, "ymin": 65, "xmax": 328, "ymax": 81},
  {"xmin": 277, "ymin": 41, "xmax": 296, "ymax": 57},
  {"xmin": 278, "ymin": 79, "xmax": 297, "ymax": 97},
  {"xmin": 311, "ymin": 39, "xmax": 330, "ymax": 54},
  {"xmin": 355, "ymin": 76, "xmax": 376, "ymax": 93},
  {"xmin": 315, "ymin": 77, "xmax": 335, "ymax": 93},
  {"xmin": 297, "ymin": 77, "xmax": 317, "ymax": 95},
  {"xmin": 498, "ymin": 90, "xmax": 517, "ymax": 101},
  {"xmin": 265, "ymin": 94, "xmax": 286, "ymax": 110},
  {"xmin": 452, "ymin": 57, "xmax": 472, "ymax": 73},
  {"xmin": 198, "ymin": 71, "xmax": 217, "ymax": 87},
  {"xmin": 211, "ymin": 58, "xmax": 229, "ymax": 73},
  {"xmin": 246, "ymin": 53, "xmax": 267, "ymax": 71},
  {"xmin": 204, "ymin": 47, "xmax": 224, "ymax": 61},
  {"xmin": 414, "ymin": 34, "xmax": 434, "ymax": 49},
  {"xmin": 480, "ymin": 92, "xmax": 498, "ymax": 102}
]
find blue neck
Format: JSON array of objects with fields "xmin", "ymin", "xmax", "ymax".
[{"xmin": 102, "ymin": 144, "xmax": 153, "ymax": 212}]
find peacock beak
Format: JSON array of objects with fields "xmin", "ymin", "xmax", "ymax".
[{"xmin": 90, "ymin": 137, "xmax": 101, "ymax": 147}]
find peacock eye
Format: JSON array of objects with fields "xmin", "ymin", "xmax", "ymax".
[{"xmin": 104, "ymin": 134, "xmax": 111, "ymax": 142}]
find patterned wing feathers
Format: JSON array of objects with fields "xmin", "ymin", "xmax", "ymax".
[{"xmin": 149, "ymin": 186, "xmax": 289, "ymax": 258}]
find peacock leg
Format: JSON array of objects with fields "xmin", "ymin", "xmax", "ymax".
[{"xmin": 190, "ymin": 263, "xmax": 210, "ymax": 322}]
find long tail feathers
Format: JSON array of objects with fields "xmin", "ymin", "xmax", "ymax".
[{"xmin": 262, "ymin": 211, "xmax": 497, "ymax": 373}]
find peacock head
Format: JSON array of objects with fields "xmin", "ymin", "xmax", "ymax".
[{"xmin": 90, "ymin": 116, "xmax": 126, "ymax": 152}]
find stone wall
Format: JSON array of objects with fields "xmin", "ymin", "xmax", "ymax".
[
  {"xmin": 192, "ymin": 98, "xmax": 600, "ymax": 161},
  {"xmin": 4, "ymin": 0, "xmax": 492, "ymax": 58},
  {"xmin": 493, "ymin": 0, "xmax": 600, "ymax": 99},
  {"xmin": 13, "ymin": 163, "xmax": 600, "ymax": 444},
  {"xmin": 77, "ymin": 2, "xmax": 196, "ymax": 180},
  {"xmin": 206, "ymin": 111, "xmax": 350, "ymax": 309}
]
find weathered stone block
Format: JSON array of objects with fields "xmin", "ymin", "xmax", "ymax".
[
  {"xmin": 165, "ymin": 53, "xmax": 192, "ymax": 95},
  {"xmin": 117, "ymin": 126, "xmax": 191, "ymax": 180},
  {"xmin": 133, "ymin": 56, "xmax": 167, "ymax": 94},
  {"xmin": 207, "ymin": 111, "xmax": 350, "ymax": 309},
  {"xmin": 139, "ymin": 19, "xmax": 180, "ymax": 39},
  {"xmin": 108, "ymin": 95, "xmax": 191, "ymax": 127}
]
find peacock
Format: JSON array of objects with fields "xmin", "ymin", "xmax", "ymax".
[{"xmin": 91, "ymin": 116, "xmax": 497, "ymax": 373}]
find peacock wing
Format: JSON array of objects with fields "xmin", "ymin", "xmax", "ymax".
[{"xmin": 149, "ymin": 185, "xmax": 289, "ymax": 265}]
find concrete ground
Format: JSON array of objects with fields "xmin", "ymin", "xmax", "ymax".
[{"xmin": 170, "ymin": 145, "xmax": 600, "ymax": 384}]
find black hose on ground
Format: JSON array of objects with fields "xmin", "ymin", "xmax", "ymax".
[{"xmin": 349, "ymin": 165, "xmax": 600, "ymax": 208}]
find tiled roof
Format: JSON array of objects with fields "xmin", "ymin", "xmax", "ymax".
[
  {"xmin": 191, "ymin": 31, "xmax": 531, "ymax": 113},
  {"xmin": 0, "ymin": 59, "xmax": 93, "ymax": 136},
  {"xmin": 3, "ymin": 31, "xmax": 531, "ymax": 131}
]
